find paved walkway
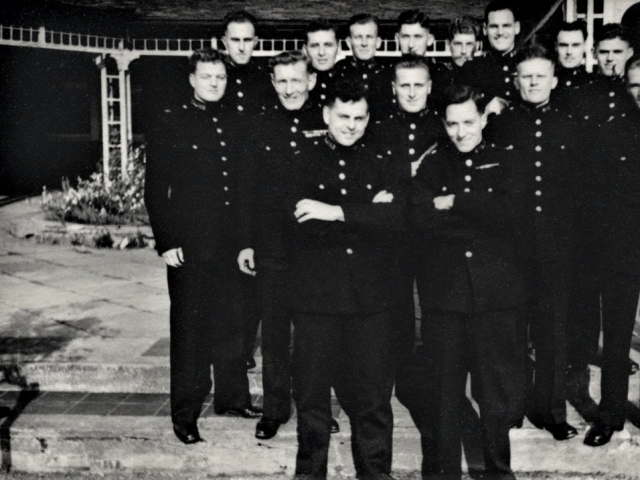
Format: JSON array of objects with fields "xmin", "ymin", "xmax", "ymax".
[{"xmin": 0, "ymin": 198, "xmax": 640, "ymax": 478}]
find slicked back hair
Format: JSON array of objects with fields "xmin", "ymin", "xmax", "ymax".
[
  {"xmin": 484, "ymin": 0, "xmax": 519, "ymax": 24},
  {"xmin": 448, "ymin": 16, "xmax": 481, "ymax": 41},
  {"xmin": 306, "ymin": 19, "xmax": 339, "ymax": 42},
  {"xmin": 438, "ymin": 84, "xmax": 487, "ymax": 118},
  {"xmin": 223, "ymin": 10, "xmax": 258, "ymax": 36},
  {"xmin": 557, "ymin": 20, "xmax": 588, "ymax": 42},
  {"xmin": 514, "ymin": 42, "xmax": 556, "ymax": 70},
  {"xmin": 268, "ymin": 50, "xmax": 313, "ymax": 75},
  {"xmin": 394, "ymin": 55, "xmax": 430, "ymax": 78},
  {"xmin": 595, "ymin": 23, "xmax": 634, "ymax": 48},
  {"xmin": 188, "ymin": 48, "xmax": 226, "ymax": 74},
  {"xmin": 397, "ymin": 10, "xmax": 430, "ymax": 31},
  {"xmin": 348, "ymin": 13, "xmax": 380, "ymax": 32},
  {"xmin": 326, "ymin": 77, "xmax": 369, "ymax": 109}
]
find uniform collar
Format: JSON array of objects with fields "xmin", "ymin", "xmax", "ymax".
[
  {"xmin": 324, "ymin": 134, "xmax": 363, "ymax": 153},
  {"xmin": 190, "ymin": 97, "xmax": 223, "ymax": 112},
  {"xmin": 515, "ymin": 99, "xmax": 553, "ymax": 114}
]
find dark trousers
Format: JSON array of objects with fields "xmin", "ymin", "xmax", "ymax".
[
  {"xmin": 258, "ymin": 265, "xmax": 293, "ymax": 423},
  {"xmin": 419, "ymin": 310, "xmax": 523, "ymax": 480},
  {"xmin": 292, "ymin": 310, "xmax": 396, "ymax": 479},
  {"xmin": 597, "ymin": 271, "xmax": 639, "ymax": 428},
  {"xmin": 242, "ymin": 274, "xmax": 261, "ymax": 363},
  {"xmin": 167, "ymin": 256, "xmax": 250, "ymax": 425},
  {"xmin": 527, "ymin": 260, "xmax": 571, "ymax": 425}
]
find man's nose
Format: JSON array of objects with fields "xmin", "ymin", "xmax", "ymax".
[
  {"xmin": 238, "ymin": 40, "xmax": 246, "ymax": 52},
  {"xmin": 347, "ymin": 118, "xmax": 356, "ymax": 130},
  {"xmin": 319, "ymin": 45, "xmax": 326, "ymax": 56},
  {"xmin": 285, "ymin": 81, "xmax": 293, "ymax": 95}
]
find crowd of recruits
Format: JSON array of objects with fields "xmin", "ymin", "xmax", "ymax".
[{"xmin": 143, "ymin": 0, "xmax": 640, "ymax": 478}]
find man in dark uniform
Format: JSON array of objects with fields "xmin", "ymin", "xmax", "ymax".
[
  {"xmin": 266, "ymin": 79, "xmax": 405, "ymax": 479},
  {"xmin": 554, "ymin": 21, "xmax": 593, "ymax": 102},
  {"xmin": 237, "ymin": 51, "xmax": 335, "ymax": 441},
  {"xmin": 334, "ymin": 14, "xmax": 390, "ymax": 120},
  {"xmin": 304, "ymin": 19, "xmax": 340, "ymax": 109},
  {"xmin": 459, "ymin": 0, "xmax": 521, "ymax": 116},
  {"xmin": 144, "ymin": 48, "xmax": 261, "ymax": 445},
  {"xmin": 568, "ymin": 23, "xmax": 638, "ymax": 377},
  {"xmin": 411, "ymin": 84, "xmax": 526, "ymax": 480},
  {"xmin": 220, "ymin": 10, "xmax": 273, "ymax": 369},
  {"xmin": 583, "ymin": 56, "xmax": 640, "ymax": 447},
  {"xmin": 492, "ymin": 43, "xmax": 579, "ymax": 441}
]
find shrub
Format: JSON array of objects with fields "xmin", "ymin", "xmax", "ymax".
[{"xmin": 41, "ymin": 143, "xmax": 149, "ymax": 226}]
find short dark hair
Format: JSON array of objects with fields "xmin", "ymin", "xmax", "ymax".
[
  {"xmin": 484, "ymin": 0, "xmax": 519, "ymax": 24},
  {"xmin": 625, "ymin": 55, "xmax": 640, "ymax": 79},
  {"xmin": 188, "ymin": 48, "xmax": 226, "ymax": 74},
  {"xmin": 595, "ymin": 23, "xmax": 633, "ymax": 48},
  {"xmin": 438, "ymin": 84, "xmax": 487, "ymax": 117},
  {"xmin": 223, "ymin": 10, "xmax": 258, "ymax": 36},
  {"xmin": 514, "ymin": 42, "xmax": 556, "ymax": 70},
  {"xmin": 268, "ymin": 50, "xmax": 312, "ymax": 74},
  {"xmin": 394, "ymin": 55, "xmax": 430, "ymax": 78},
  {"xmin": 557, "ymin": 20, "xmax": 588, "ymax": 42},
  {"xmin": 326, "ymin": 77, "xmax": 369, "ymax": 108},
  {"xmin": 397, "ymin": 10, "xmax": 430, "ymax": 31},
  {"xmin": 305, "ymin": 19, "xmax": 339, "ymax": 43},
  {"xmin": 348, "ymin": 13, "xmax": 380, "ymax": 33},
  {"xmin": 448, "ymin": 16, "xmax": 481, "ymax": 41}
]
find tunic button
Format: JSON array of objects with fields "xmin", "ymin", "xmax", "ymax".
[
  {"xmin": 222, "ymin": 156, "xmax": 227, "ymax": 161},
  {"xmin": 291, "ymin": 126, "xmax": 297, "ymax": 133},
  {"xmin": 213, "ymin": 117, "xmax": 218, "ymax": 122},
  {"xmin": 609, "ymin": 91, "xmax": 615, "ymax": 97},
  {"xmin": 339, "ymin": 173, "xmax": 346, "ymax": 180},
  {"xmin": 192, "ymin": 145, "xmax": 198, "ymax": 149},
  {"xmin": 535, "ymin": 145, "xmax": 542, "ymax": 152},
  {"xmin": 566, "ymin": 80, "xmax": 572, "ymax": 86},
  {"xmin": 319, "ymin": 184, "xmax": 325, "ymax": 189},
  {"xmin": 294, "ymin": 118, "xmax": 300, "ymax": 124},
  {"xmin": 237, "ymin": 105, "xmax": 244, "ymax": 111},
  {"xmin": 225, "ymin": 201, "xmax": 230, "ymax": 206},
  {"xmin": 221, "ymin": 141, "xmax": 226, "ymax": 146},
  {"xmin": 409, "ymin": 148, "xmax": 416, "ymax": 155},
  {"xmin": 535, "ymin": 131, "xmax": 542, "ymax": 137},
  {"xmin": 237, "ymin": 91, "xmax": 244, "ymax": 98},
  {"xmin": 410, "ymin": 123, "xmax": 416, "ymax": 130},
  {"xmin": 465, "ymin": 175, "xmax": 472, "ymax": 182},
  {"xmin": 341, "ymin": 188, "xmax": 347, "ymax": 195},
  {"xmin": 464, "ymin": 188, "xmax": 470, "ymax": 193},
  {"xmin": 621, "ymin": 156, "xmax": 627, "ymax": 161},
  {"xmin": 322, "ymin": 83, "xmax": 326, "ymax": 88},
  {"xmin": 223, "ymin": 172, "xmax": 228, "ymax": 176},
  {"xmin": 506, "ymin": 91, "xmax": 511, "ymax": 96},
  {"xmin": 488, "ymin": 188, "xmax": 493, "ymax": 192},
  {"xmin": 536, "ymin": 176, "xmax": 541, "ymax": 181},
  {"xmin": 363, "ymin": 73, "xmax": 368, "ymax": 80},
  {"xmin": 346, "ymin": 248, "xmax": 353, "ymax": 254},
  {"xmin": 409, "ymin": 134, "xmax": 415, "ymax": 141},
  {"xmin": 367, "ymin": 184, "xmax": 372, "ymax": 189},
  {"xmin": 442, "ymin": 186, "xmax": 448, "ymax": 192},
  {"xmin": 217, "ymin": 128, "xmax": 223, "ymax": 134},
  {"xmin": 224, "ymin": 186, "xmax": 229, "ymax": 191},
  {"xmin": 536, "ymin": 206, "xmax": 542, "ymax": 212},
  {"xmin": 321, "ymin": 94, "xmax": 326, "ymax": 100},
  {"xmin": 609, "ymin": 103, "xmax": 615, "ymax": 108},
  {"xmin": 236, "ymin": 79, "xmax": 242, "ymax": 84},
  {"xmin": 503, "ymin": 65, "xmax": 509, "ymax": 71},
  {"xmin": 535, "ymin": 161, "xmax": 542, "ymax": 167},
  {"xmin": 535, "ymin": 190, "xmax": 542, "ymax": 196},
  {"xmin": 291, "ymin": 141, "xmax": 297, "ymax": 147},
  {"xmin": 466, "ymin": 159, "xmax": 473, "ymax": 167},
  {"xmin": 466, "ymin": 251, "xmax": 473, "ymax": 258},
  {"xmin": 535, "ymin": 119, "xmax": 542, "ymax": 125},
  {"xmin": 339, "ymin": 160, "xmax": 346, "ymax": 166},
  {"xmin": 504, "ymin": 77, "xmax": 510, "ymax": 83}
]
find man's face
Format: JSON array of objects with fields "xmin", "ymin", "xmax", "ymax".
[
  {"xmin": 189, "ymin": 61, "xmax": 227, "ymax": 103},
  {"xmin": 484, "ymin": 9, "xmax": 520, "ymax": 53},
  {"xmin": 595, "ymin": 37, "xmax": 634, "ymax": 77},
  {"xmin": 305, "ymin": 30, "xmax": 339, "ymax": 71},
  {"xmin": 393, "ymin": 67, "xmax": 431, "ymax": 113},
  {"xmin": 396, "ymin": 23, "xmax": 432, "ymax": 56},
  {"xmin": 323, "ymin": 98, "xmax": 369, "ymax": 146},
  {"xmin": 450, "ymin": 33, "xmax": 477, "ymax": 66},
  {"xmin": 556, "ymin": 30, "xmax": 587, "ymax": 69},
  {"xmin": 444, "ymin": 99, "xmax": 487, "ymax": 153},
  {"xmin": 347, "ymin": 22, "xmax": 381, "ymax": 61},
  {"xmin": 222, "ymin": 21, "xmax": 258, "ymax": 66},
  {"xmin": 515, "ymin": 58, "xmax": 558, "ymax": 106},
  {"xmin": 271, "ymin": 61, "xmax": 316, "ymax": 111},
  {"xmin": 627, "ymin": 67, "xmax": 640, "ymax": 109}
]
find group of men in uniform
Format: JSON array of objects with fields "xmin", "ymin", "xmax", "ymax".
[{"xmin": 144, "ymin": 1, "xmax": 640, "ymax": 479}]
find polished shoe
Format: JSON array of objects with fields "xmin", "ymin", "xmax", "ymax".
[
  {"xmin": 255, "ymin": 418, "xmax": 282, "ymax": 440},
  {"xmin": 330, "ymin": 417, "xmax": 340, "ymax": 434},
  {"xmin": 584, "ymin": 422, "xmax": 619, "ymax": 447},
  {"xmin": 630, "ymin": 358, "xmax": 639, "ymax": 375},
  {"xmin": 541, "ymin": 421, "xmax": 578, "ymax": 441},
  {"xmin": 173, "ymin": 423, "xmax": 203, "ymax": 444},
  {"xmin": 214, "ymin": 405, "xmax": 263, "ymax": 418}
]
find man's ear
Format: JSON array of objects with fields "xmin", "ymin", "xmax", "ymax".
[
  {"xmin": 551, "ymin": 75, "xmax": 558, "ymax": 90},
  {"xmin": 376, "ymin": 36, "xmax": 382, "ymax": 50},
  {"xmin": 308, "ymin": 71, "xmax": 317, "ymax": 91},
  {"xmin": 346, "ymin": 37, "xmax": 353, "ymax": 52},
  {"xmin": 515, "ymin": 21, "xmax": 521, "ymax": 36},
  {"xmin": 221, "ymin": 36, "xmax": 228, "ymax": 51},
  {"xmin": 427, "ymin": 33, "xmax": 435, "ymax": 47},
  {"xmin": 189, "ymin": 73, "xmax": 196, "ymax": 89},
  {"xmin": 322, "ymin": 105, "xmax": 331, "ymax": 126}
]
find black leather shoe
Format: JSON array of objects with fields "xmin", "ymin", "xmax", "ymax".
[
  {"xmin": 215, "ymin": 405, "xmax": 263, "ymax": 418},
  {"xmin": 630, "ymin": 359, "xmax": 639, "ymax": 375},
  {"xmin": 255, "ymin": 418, "xmax": 281, "ymax": 440},
  {"xmin": 542, "ymin": 421, "xmax": 578, "ymax": 441},
  {"xmin": 173, "ymin": 423, "xmax": 202, "ymax": 444},
  {"xmin": 330, "ymin": 417, "xmax": 340, "ymax": 434},
  {"xmin": 584, "ymin": 423, "xmax": 618, "ymax": 447}
]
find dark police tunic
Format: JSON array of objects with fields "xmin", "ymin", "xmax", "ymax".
[
  {"xmin": 459, "ymin": 49, "xmax": 518, "ymax": 102},
  {"xmin": 308, "ymin": 68, "xmax": 338, "ymax": 109},
  {"xmin": 492, "ymin": 100, "xmax": 581, "ymax": 427},
  {"xmin": 145, "ymin": 98, "xmax": 251, "ymax": 425},
  {"xmin": 223, "ymin": 57, "xmax": 273, "ymax": 116},
  {"xmin": 411, "ymin": 141, "xmax": 525, "ymax": 479},
  {"xmin": 268, "ymin": 134, "xmax": 405, "ymax": 477}
]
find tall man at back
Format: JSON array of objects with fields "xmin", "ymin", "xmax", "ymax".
[{"xmin": 304, "ymin": 19, "xmax": 340, "ymax": 108}]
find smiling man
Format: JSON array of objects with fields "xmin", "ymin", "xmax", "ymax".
[
  {"xmin": 396, "ymin": 10, "xmax": 434, "ymax": 58},
  {"xmin": 265, "ymin": 78, "xmax": 406, "ymax": 478},
  {"xmin": 304, "ymin": 19, "xmax": 340, "ymax": 108}
]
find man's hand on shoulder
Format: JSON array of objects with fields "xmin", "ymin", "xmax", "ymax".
[{"xmin": 162, "ymin": 248, "xmax": 184, "ymax": 267}]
